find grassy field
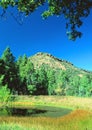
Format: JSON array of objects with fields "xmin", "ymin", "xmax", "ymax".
[{"xmin": 0, "ymin": 96, "xmax": 92, "ymax": 130}]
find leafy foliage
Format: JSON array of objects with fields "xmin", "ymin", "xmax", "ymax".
[
  {"xmin": 17, "ymin": 54, "xmax": 34, "ymax": 94},
  {"xmin": 0, "ymin": 0, "xmax": 92, "ymax": 40},
  {"xmin": 0, "ymin": 75, "xmax": 11, "ymax": 104}
]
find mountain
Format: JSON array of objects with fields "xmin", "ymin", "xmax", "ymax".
[
  {"xmin": 30, "ymin": 52, "xmax": 91, "ymax": 77},
  {"xmin": 29, "ymin": 52, "xmax": 92, "ymax": 96}
]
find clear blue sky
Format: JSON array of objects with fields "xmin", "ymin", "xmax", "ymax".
[{"xmin": 0, "ymin": 6, "xmax": 92, "ymax": 71}]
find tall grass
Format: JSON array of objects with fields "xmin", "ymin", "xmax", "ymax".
[
  {"xmin": 0, "ymin": 96, "xmax": 92, "ymax": 130},
  {"xmin": 0, "ymin": 110, "xmax": 92, "ymax": 130},
  {"xmin": 9, "ymin": 95, "xmax": 92, "ymax": 110},
  {"xmin": 0, "ymin": 123, "xmax": 27, "ymax": 130}
]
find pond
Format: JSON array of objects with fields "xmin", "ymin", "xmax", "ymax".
[{"xmin": 0, "ymin": 106, "xmax": 72, "ymax": 118}]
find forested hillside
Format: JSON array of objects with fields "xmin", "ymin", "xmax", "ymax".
[{"xmin": 0, "ymin": 47, "xmax": 92, "ymax": 97}]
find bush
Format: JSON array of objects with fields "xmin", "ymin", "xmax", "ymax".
[
  {"xmin": 0, "ymin": 75, "xmax": 11, "ymax": 106},
  {"xmin": 0, "ymin": 85, "xmax": 11, "ymax": 103}
]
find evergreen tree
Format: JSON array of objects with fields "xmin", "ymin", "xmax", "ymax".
[
  {"xmin": 1, "ymin": 47, "xmax": 19, "ymax": 94},
  {"xmin": 0, "ymin": 59, "xmax": 5, "ymax": 75}
]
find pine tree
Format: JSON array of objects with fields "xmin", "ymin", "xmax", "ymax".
[{"xmin": 1, "ymin": 47, "xmax": 19, "ymax": 94}]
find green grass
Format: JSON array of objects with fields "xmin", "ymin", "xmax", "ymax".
[
  {"xmin": 32, "ymin": 106, "xmax": 72, "ymax": 117},
  {"xmin": 0, "ymin": 96, "xmax": 92, "ymax": 130},
  {"xmin": 0, "ymin": 123, "xmax": 29, "ymax": 130}
]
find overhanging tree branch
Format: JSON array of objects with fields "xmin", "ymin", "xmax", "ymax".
[{"xmin": 0, "ymin": 0, "xmax": 92, "ymax": 40}]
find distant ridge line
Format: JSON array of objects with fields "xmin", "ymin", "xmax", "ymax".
[{"xmin": 35, "ymin": 52, "xmax": 74, "ymax": 66}]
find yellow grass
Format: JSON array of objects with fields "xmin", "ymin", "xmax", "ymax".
[
  {"xmin": 0, "ymin": 109, "xmax": 92, "ymax": 130},
  {"xmin": 12, "ymin": 95, "xmax": 92, "ymax": 110},
  {"xmin": 9, "ymin": 101, "xmax": 34, "ymax": 108},
  {"xmin": 0, "ymin": 96, "xmax": 92, "ymax": 130}
]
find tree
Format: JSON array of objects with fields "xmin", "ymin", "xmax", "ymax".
[
  {"xmin": 79, "ymin": 74, "xmax": 92, "ymax": 97},
  {"xmin": 47, "ymin": 68, "xmax": 56, "ymax": 95},
  {"xmin": 79, "ymin": 75, "xmax": 89, "ymax": 96},
  {"xmin": 0, "ymin": 0, "xmax": 92, "ymax": 40},
  {"xmin": 0, "ymin": 59, "xmax": 6, "ymax": 75},
  {"xmin": 67, "ymin": 76, "xmax": 80, "ymax": 96},
  {"xmin": 35, "ymin": 64, "xmax": 48, "ymax": 95},
  {"xmin": 1, "ymin": 47, "xmax": 15, "ymax": 65},
  {"xmin": 1, "ymin": 47, "xmax": 19, "ymax": 94},
  {"xmin": 17, "ymin": 55, "xmax": 34, "ymax": 94}
]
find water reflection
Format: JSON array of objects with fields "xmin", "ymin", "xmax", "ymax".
[
  {"xmin": 10, "ymin": 108, "xmax": 47, "ymax": 116},
  {"xmin": 0, "ymin": 106, "xmax": 72, "ymax": 117}
]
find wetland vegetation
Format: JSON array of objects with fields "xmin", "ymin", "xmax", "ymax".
[{"xmin": 0, "ymin": 96, "xmax": 92, "ymax": 130}]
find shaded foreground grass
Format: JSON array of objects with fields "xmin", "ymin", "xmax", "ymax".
[
  {"xmin": 0, "ymin": 110, "xmax": 92, "ymax": 130},
  {"xmin": 0, "ymin": 96, "xmax": 92, "ymax": 130}
]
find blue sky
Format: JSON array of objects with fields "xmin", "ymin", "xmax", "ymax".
[{"xmin": 0, "ymin": 6, "xmax": 92, "ymax": 71}]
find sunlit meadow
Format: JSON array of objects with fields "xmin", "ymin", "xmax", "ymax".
[{"xmin": 0, "ymin": 96, "xmax": 92, "ymax": 130}]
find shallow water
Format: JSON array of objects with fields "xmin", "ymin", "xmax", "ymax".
[{"xmin": 0, "ymin": 106, "xmax": 72, "ymax": 117}]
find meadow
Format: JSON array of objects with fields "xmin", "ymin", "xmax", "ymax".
[{"xmin": 0, "ymin": 96, "xmax": 92, "ymax": 130}]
